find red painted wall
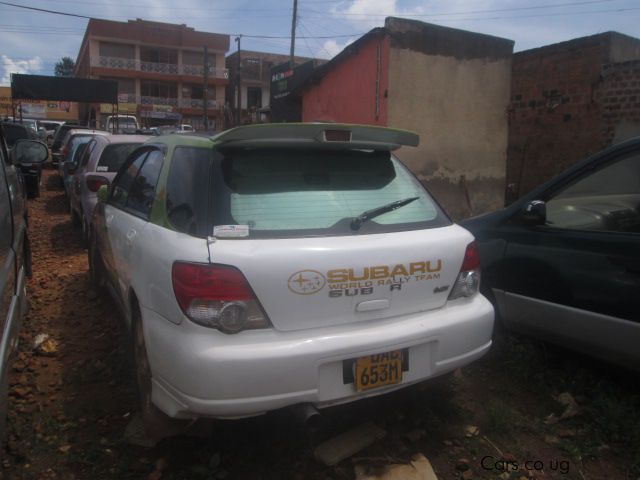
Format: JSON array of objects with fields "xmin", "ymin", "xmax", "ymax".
[{"xmin": 302, "ymin": 36, "xmax": 389, "ymax": 126}]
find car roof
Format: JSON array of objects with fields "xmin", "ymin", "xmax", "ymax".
[
  {"xmin": 68, "ymin": 129, "xmax": 108, "ymax": 136},
  {"xmin": 101, "ymin": 134, "xmax": 151, "ymax": 144}
]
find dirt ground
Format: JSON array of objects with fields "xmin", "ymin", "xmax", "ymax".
[{"xmin": 2, "ymin": 168, "xmax": 639, "ymax": 480}]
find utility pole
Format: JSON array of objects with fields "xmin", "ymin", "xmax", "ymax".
[
  {"xmin": 289, "ymin": 0, "xmax": 298, "ymax": 66},
  {"xmin": 235, "ymin": 35, "xmax": 242, "ymax": 126},
  {"xmin": 203, "ymin": 45, "xmax": 209, "ymax": 130}
]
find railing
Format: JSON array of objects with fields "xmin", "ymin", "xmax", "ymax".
[
  {"xmin": 140, "ymin": 96, "xmax": 179, "ymax": 107},
  {"xmin": 181, "ymin": 64, "xmax": 229, "ymax": 79},
  {"xmin": 116, "ymin": 93, "xmax": 138, "ymax": 103},
  {"xmin": 140, "ymin": 60, "xmax": 179, "ymax": 75},
  {"xmin": 93, "ymin": 56, "xmax": 229, "ymax": 79},
  {"xmin": 178, "ymin": 98, "xmax": 218, "ymax": 109}
]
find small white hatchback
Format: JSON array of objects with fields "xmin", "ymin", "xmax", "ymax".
[{"xmin": 89, "ymin": 123, "xmax": 494, "ymax": 426}]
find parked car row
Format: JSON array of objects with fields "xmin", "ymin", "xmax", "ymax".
[
  {"xmin": 0, "ymin": 124, "xmax": 48, "ymax": 439},
  {"xmin": 8, "ymin": 119, "xmax": 636, "ymax": 444}
]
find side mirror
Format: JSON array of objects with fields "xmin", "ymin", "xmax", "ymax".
[
  {"xmin": 97, "ymin": 184, "xmax": 109, "ymax": 203},
  {"xmin": 12, "ymin": 139, "xmax": 48, "ymax": 165},
  {"xmin": 521, "ymin": 200, "xmax": 546, "ymax": 225},
  {"xmin": 63, "ymin": 161, "xmax": 77, "ymax": 175}
]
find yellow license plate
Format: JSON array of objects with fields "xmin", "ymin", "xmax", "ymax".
[{"xmin": 355, "ymin": 350, "xmax": 403, "ymax": 391}]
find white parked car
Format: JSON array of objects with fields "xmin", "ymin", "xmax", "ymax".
[{"xmin": 88, "ymin": 124, "xmax": 494, "ymax": 434}]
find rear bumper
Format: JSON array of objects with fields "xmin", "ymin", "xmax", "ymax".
[{"xmin": 143, "ymin": 294, "xmax": 494, "ymax": 419}]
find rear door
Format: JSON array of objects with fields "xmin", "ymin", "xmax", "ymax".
[
  {"xmin": 208, "ymin": 148, "xmax": 470, "ymax": 332},
  {"xmin": 103, "ymin": 149, "xmax": 164, "ymax": 302}
]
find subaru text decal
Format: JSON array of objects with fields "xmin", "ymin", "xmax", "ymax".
[{"xmin": 288, "ymin": 260, "xmax": 442, "ymax": 297}]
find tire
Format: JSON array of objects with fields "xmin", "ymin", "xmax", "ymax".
[
  {"xmin": 24, "ymin": 236, "xmax": 32, "ymax": 278},
  {"xmin": 70, "ymin": 208, "xmax": 81, "ymax": 228},
  {"xmin": 131, "ymin": 304, "xmax": 184, "ymax": 440},
  {"xmin": 88, "ymin": 237, "xmax": 105, "ymax": 291},
  {"xmin": 81, "ymin": 217, "xmax": 89, "ymax": 247}
]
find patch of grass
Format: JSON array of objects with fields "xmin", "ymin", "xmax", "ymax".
[
  {"xmin": 480, "ymin": 399, "xmax": 524, "ymax": 436},
  {"xmin": 494, "ymin": 334, "xmax": 640, "ymax": 474}
]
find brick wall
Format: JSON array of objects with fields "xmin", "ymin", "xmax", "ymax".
[
  {"xmin": 599, "ymin": 60, "xmax": 640, "ymax": 145},
  {"xmin": 506, "ymin": 35, "xmax": 611, "ymax": 203}
]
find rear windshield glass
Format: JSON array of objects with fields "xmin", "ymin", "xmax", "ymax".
[
  {"xmin": 3, "ymin": 124, "xmax": 29, "ymax": 147},
  {"xmin": 69, "ymin": 136, "xmax": 93, "ymax": 164},
  {"xmin": 98, "ymin": 143, "xmax": 142, "ymax": 172},
  {"xmin": 216, "ymin": 149, "xmax": 449, "ymax": 238}
]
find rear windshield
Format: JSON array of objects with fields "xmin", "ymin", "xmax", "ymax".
[
  {"xmin": 53, "ymin": 126, "xmax": 78, "ymax": 148},
  {"xmin": 98, "ymin": 143, "xmax": 142, "ymax": 172},
  {"xmin": 3, "ymin": 124, "xmax": 29, "ymax": 147},
  {"xmin": 69, "ymin": 136, "xmax": 93, "ymax": 164},
  {"xmin": 215, "ymin": 149, "xmax": 449, "ymax": 238}
]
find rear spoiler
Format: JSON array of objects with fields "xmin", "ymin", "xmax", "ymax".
[{"xmin": 212, "ymin": 123, "xmax": 419, "ymax": 151}]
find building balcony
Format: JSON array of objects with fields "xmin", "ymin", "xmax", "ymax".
[
  {"xmin": 101, "ymin": 94, "xmax": 218, "ymax": 111},
  {"xmin": 92, "ymin": 56, "xmax": 229, "ymax": 79},
  {"xmin": 178, "ymin": 98, "xmax": 218, "ymax": 109},
  {"xmin": 140, "ymin": 95, "xmax": 179, "ymax": 107}
]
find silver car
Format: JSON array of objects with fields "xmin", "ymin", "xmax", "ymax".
[
  {"xmin": 59, "ymin": 130, "xmax": 109, "ymax": 197},
  {"xmin": 69, "ymin": 134, "xmax": 150, "ymax": 243}
]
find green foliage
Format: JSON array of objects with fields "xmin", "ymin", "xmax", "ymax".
[{"xmin": 54, "ymin": 56, "xmax": 75, "ymax": 77}]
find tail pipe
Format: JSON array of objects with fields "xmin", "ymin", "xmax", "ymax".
[{"xmin": 290, "ymin": 403, "xmax": 322, "ymax": 429}]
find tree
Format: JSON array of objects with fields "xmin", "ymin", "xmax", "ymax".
[{"xmin": 54, "ymin": 57, "xmax": 75, "ymax": 77}]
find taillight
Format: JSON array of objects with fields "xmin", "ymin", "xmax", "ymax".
[
  {"xmin": 171, "ymin": 262, "xmax": 272, "ymax": 334},
  {"xmin": 62, "ymin": 146, "xmax": 69, "ymax": 158},
  {"xmin": 86, "ymin": 175, "xmax": 110, "ymax": 192},
  {"xmin": 448, "ymin": 241, "xmax": 481, "ymax": 300}
]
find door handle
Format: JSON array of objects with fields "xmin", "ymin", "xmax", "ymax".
[{"xmin": 126, "ymin": 229, "xmax": 136, "ymax": 244}]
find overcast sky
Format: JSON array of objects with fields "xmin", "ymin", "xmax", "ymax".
[{"xmin": 1, "ymin": 0, "xmax": 639, "ymax": 84}]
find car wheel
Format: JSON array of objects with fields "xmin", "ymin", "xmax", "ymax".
[
  {"xmin": 70, "ymin": 208, "xmax": 81, "ymax": 228},
  {"xmin": 88, "ymin": 237, "xmax": 105, "ymax": 291},
  {"xmin": 81, "ymin": 218, "xmax": 89, "ymax": 247},
  {"xmin": 0, "ymin": 368, "xmax": 7, "ymax": 446},
  {"xmin": 131, "ymin": 305, "xmax": 187, "ymax": 441}
]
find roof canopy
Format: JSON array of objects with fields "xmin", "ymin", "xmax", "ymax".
[{"xmin": 11, "ymin": 74, "xmax": 118, "ymax": 103}]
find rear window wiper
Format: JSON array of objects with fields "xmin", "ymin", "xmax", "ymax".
[{"xmin": 351, "ymin": 197, "xmax": 419, "ymax": 230}]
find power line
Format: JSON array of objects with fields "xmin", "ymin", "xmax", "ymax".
[
  {"xmin": 23, "ymin": 0, "xmax": 295, "ymax": 13},
  {"xmin": 298, "ymin": 18, "xmax": 334, "ymax": 59},
  {"xmin": 303, "ymin": 5, "xmax": 640, "ymax": 24},
  {"xmin": 0, "ymin": 1, "xmax": 91, "ymax": 19},
  {"xmin": 0, "ymin": 1, "xmax": 366, "ymax": 38},
  {"xmin": 317, "ymin": 0, "xmax": 617, "ymax": 17}
]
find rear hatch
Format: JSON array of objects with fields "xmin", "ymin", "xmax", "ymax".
[
  {"xmin": 205, "ymin": 127, "xmax": 471, "ymax": 331},
  {"xmin": 209, "ymin": 228, "xmax": 471, "ymax": 332}
]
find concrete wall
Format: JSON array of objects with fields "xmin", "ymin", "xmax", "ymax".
[
  {"xmin": 302, "ymin": 34, "xmax": 390, "ymax": 125},
  {"xmin": 385, "ymin": 18, "xmax": 513, "ymax": 220}
]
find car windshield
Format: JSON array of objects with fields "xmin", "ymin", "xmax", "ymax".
[
  {"xmin": 108, "ymin": 119, "xmax": 137, "ymax": 130},
  {"xmin": 212, "ymin": 148, "xmax": 449, "ymax": 238},
  {"xmin": 97, "ymin": 143, "xmax": 142, "ymax": 172}
]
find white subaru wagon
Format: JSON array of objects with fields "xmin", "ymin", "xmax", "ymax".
[{"xmin": 89, "ymin": 123, "xmax": 494, "ymax": 430}]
